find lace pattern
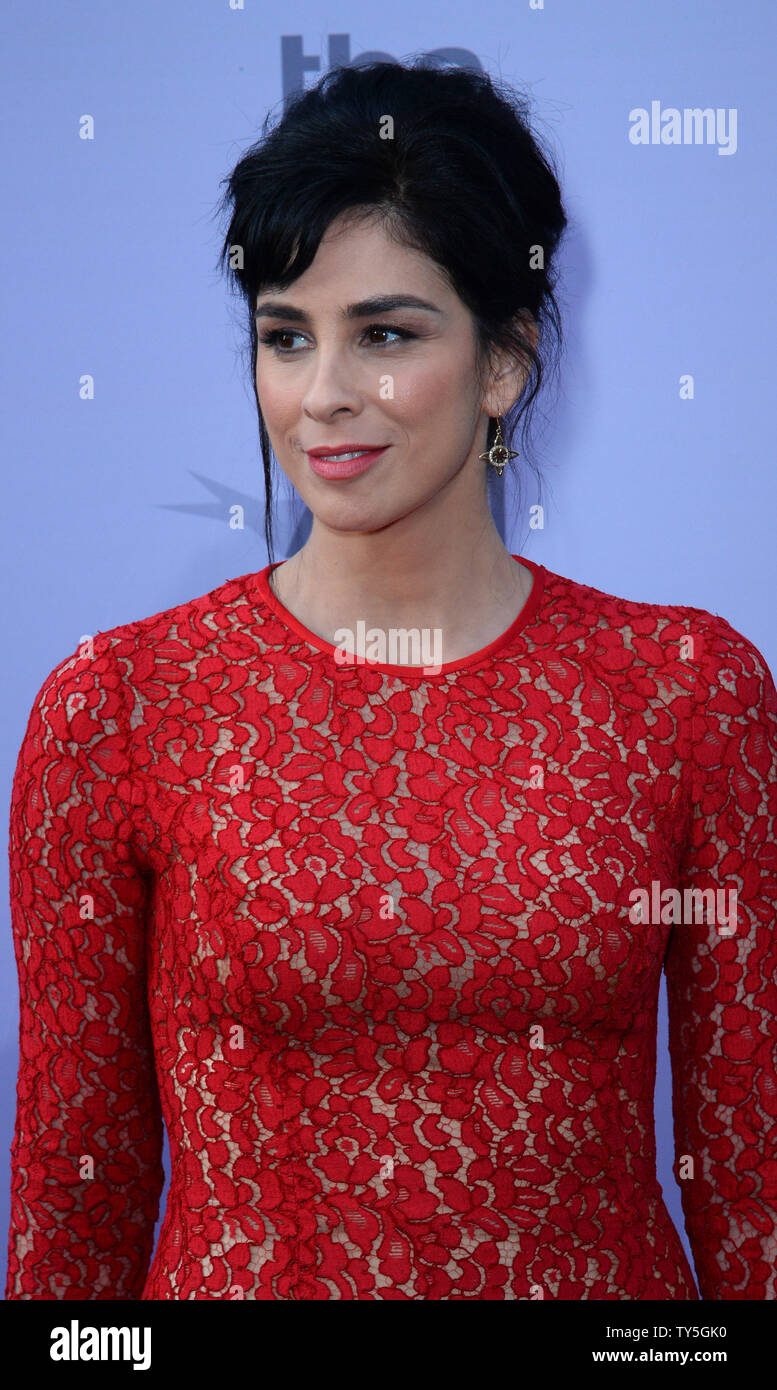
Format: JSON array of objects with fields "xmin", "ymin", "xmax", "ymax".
[{"xmin": 5, "ymin": 558, "xmax": 776, "ymax": 1299}]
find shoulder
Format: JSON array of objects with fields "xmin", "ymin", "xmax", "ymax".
[
  {"xmin": 21, "ymin": 569, "xmax": 265, "ymax": 742},
  {"xmin": 539, "ymin": 562, "xmax": 775, "ymax": 706},
  {"xmin": 92, "ymin": 568, "xmax": 263, "ymax": 661}
]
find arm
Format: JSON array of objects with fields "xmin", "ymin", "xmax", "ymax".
[
  {"xmin": 4, "ymin": 639, "xmax": 164, "ymax": 1299},
  {"xmin": 664, "ymin": 616, "xmax": 777, "ymax": 1299}
]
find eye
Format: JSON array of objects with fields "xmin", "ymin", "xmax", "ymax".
[
  {"xmin": 257, "ymin": 323, "xmax": 417, "ymax": 355},
  {"xmin": 258, "ymin": 328, "xmax": 305, "ymax": 352},
  {"xmin": 363, "ymin": 324, "xmax": 415, "ymax": 346}
]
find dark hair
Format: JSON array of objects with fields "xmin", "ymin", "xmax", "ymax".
[{"xmin": 216, "ymin": 58, "xmax": 568, "ymax": 563}]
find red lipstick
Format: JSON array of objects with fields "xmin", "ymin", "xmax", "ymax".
[{"xmin": 306, "ymin": 445, "xmax": 389, "ymax": 479}]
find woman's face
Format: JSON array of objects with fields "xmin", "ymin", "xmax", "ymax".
[{"xmin": 254, "ymin": 212, "xmax": 521, "ymax": 538}]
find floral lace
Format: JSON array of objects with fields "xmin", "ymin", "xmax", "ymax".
[{"xmin": 5, "ymin": 555, "xmax": 776, "ymax": 1299}]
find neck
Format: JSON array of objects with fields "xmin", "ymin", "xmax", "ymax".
[{"xmin": 267, "ymin": 498, "xmax": 531, "ymax": 665}]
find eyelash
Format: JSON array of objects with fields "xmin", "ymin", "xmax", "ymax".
[{"xmin": 257, "ymin": 323, "xmax": 417, "ymax": 354}]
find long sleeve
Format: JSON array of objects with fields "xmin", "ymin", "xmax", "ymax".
[
  {"xmin": 4, "ymin": 639, "xmax": 164, "ymax": 1299},
  {"xmin": 665, "ymin": 616, "xmax": 777, "ymax": 1299}
]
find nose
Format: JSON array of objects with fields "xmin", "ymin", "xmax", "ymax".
[{"xmin": 300, "ymin": 341, "xmax": 363, "ymax": 421}]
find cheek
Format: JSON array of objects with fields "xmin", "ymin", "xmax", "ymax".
[
  {"xmin": 255, "ymin": 366, "xmax": 299, "ymax": 423},
  {"xmin": 390, "ymin": 358, "xmax": 476, "ymax": 423}
]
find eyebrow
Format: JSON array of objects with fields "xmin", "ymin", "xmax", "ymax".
[{"xmin": 253, "ymin": 294, "xmax": 443, "ymax": 322}]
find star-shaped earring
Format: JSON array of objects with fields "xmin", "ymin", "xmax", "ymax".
[{"xmin": 479, "ymin": 415, "xmax": 519, "ymax": 476}]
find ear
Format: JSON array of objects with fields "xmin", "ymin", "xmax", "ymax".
[{"xmin": 481, "ymin": 311, "xmax": 538, "ymax": 417}]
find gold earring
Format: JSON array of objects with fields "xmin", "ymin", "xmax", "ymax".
[{"xmin": 479, "ymin": 414, "xmax": 519, "ymax": 477}]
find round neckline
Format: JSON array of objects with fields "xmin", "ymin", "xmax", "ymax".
[{"xmin": 249, "ymin": 554, "xmax": 546, "ymax": 678}]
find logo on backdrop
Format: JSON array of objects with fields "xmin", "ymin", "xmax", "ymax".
[{"xmin": 281, "ymin": 35, "xmax": 484, "ymax": 106}]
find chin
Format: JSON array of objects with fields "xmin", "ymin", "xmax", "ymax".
[{"xmin": 311, "ymin": 506, "xmax": 397, "ymax": 534}]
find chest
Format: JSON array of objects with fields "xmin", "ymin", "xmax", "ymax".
[{"xmin": 139, "ymin": 672, "xmax": 686, "ymax": 1036}]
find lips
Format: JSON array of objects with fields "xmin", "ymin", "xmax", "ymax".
[
  {"xmin": 305, "ymin": 445, "xmax": 387, "ymax": 458},
  {"xmin": 306, "ymin": 446, "xmax": 389, "ymax": 480}
]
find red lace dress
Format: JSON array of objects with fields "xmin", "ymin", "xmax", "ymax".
[{"xmin": 5, "ymin": 554, "xmax": 777, "ymax": 1301}]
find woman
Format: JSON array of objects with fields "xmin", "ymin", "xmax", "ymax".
[{"xmin": 5, "ymin": 60, "xmax": 776, "ymax": 1301}]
